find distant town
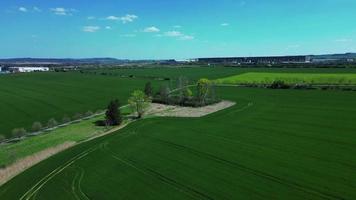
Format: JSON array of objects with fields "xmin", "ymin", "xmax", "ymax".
[{"xmin": 1, "ymin": 53, "xmax": 356, "ymax": 74}]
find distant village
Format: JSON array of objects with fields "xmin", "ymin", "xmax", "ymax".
[{"xmin": 1, "ymin": 53, "xmax": 355, "ymax": 74}]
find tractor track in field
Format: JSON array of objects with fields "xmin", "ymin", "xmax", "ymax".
[
  {"xmin": 19, "ymin": 146, "xmax": 98, "ymax": 200},
  {"xmin": 100, "ymin": 141, "xmax": 214, "ymax": 200},
  {"xmin": 71, "ymin": 167, "xmax": 90, "ymax": 200},
  {"xmin": 147, "ymin": 136, "xmax": 347, "ymax": 200}
]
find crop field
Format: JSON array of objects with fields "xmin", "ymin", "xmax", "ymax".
[
  {"xmin": 0, "ymin": 72, "xmax": 156, "ymax": 138},
  {"xmin": 1, "ymin": 87, "xmax": 356, "ymax": 199},
  {"xmin": 4, "ymin": 67, "xmax": 356, "ymax": 138},
  {"xmin": 216, "ymin": 72, "xmax": 356, "ymax": 85},
  {"xmin": 83, "ymin": 66, "xmax": 356, "ymax": 81}
]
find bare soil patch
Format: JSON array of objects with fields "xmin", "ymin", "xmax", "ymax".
[{"xmin": 147, "ymin": 100, "xmax": 236, "ymax": 118}]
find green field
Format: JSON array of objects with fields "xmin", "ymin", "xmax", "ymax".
[
  {"xmin": 3, "ymin": 67, "xmax": 356, "ymax": 138},
  {"xmin": 216, "ymin": 72, "xmax": 356, "ymax": 85},
  {"xmin": 84, "ymin": 66, "xmax": 356, "ymax": 81},
  {"xmin": 0, "ymin": 72, "xmax": 155, "ymax": 138},
  {"xmin": 1, "ymin": 87, "xmax": 355, "ymax": 199}
]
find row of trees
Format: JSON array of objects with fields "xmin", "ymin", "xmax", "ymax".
[{"xmin": 8, "ymin": 110, "xmax": 100, "ymax": 139}]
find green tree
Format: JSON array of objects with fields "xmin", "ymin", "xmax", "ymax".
[
  {"xmin": 159, "ymin": 85, "xmax": 171, "ymax": 104},
  {"xmin": 182, "ymin": 87, "xmax": 193, "ymax": 102},
  {"xmin": 0, "ymin": 134, "xmax": 5, "ymax": 143},
  {"xmin": 12, "ymin": 128, "xmax": 27, "ymax": 138},
  {"xmin": 105, "ymin": 99, "xmax": 122, "ymax": 126},
  {"xmin": 197, "ymin": 78, "xmax": 211, "ymax": 105},
  {"xmin": 144, "ymin": 82, "xmax": 153, "ymax": 97},
  {"xmin": 32, "ymin": 122, "xmax": 43, "ymax": 132},
  {"xmin": 47, "ymin": 118, "xmax": 58, "ymax": 128},
  {"xmin": 62, "ymin": 115, "xmax": 71, "ymax": 123},
  {"xmin": 128, "ymin": 90, "xmax": 151, "ymax": 118}
]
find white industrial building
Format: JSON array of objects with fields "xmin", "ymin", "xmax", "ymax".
[{"xmin": 9, "ymin": 67, "xmax": 50, "ymax": 73}]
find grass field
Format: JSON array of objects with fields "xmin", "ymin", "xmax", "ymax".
[
  {"xmin": 0, "ymin": 72, "xmax": 156, "ymax": 138},
  {"xmin": 216, "ymin": 72, "xmax": 356, "ymax": 85},
  {"xmin": 3, "ymin": 67, "xmax": 356, "ymax": 138},
  {"xmin": 1, "ymin": 87, "xmax": 355, "ymax": 199},
  {"xmin": 84, "ymin": 66, "xmax": 356, "ymax": 81}
]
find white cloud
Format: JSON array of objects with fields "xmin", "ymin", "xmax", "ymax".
[
  {"xmin": 121, "ymin": 34, "xmax": 136, "ymax": 37},
  {"xmin": 105, "ymin": 26, "xmax": 112, "ymax": 30},
  {"xmin": 180, "ymin": 35, "xmax": 194, "ymax": 40},
  {"xmin": 87, "ymin": 16, "xmax": 96, "ymax": 20},
  {"xmin": 51, "ymin": 7, "xmax": 75, "ymax": 16},
  {"xmin": 120, "ymin": 14, "xmax": 138, "ymax": 23},
  {"xmin": 163, "ymin": 31, "xmax": 194, "ymax": 41},
  {"xmin": 173, "ymin": 25, "xmax": 182, "ymax": 28},
  {"xmin": 19, "ymin": 7, "xmax": 27, "ymax": 12},
  {"xmin": 143, "ymin": 26, "xmax": 160, "ymax": 33},
  {"xmin": 164, "ymin": 31, "xmax": 183, "ymax": 37},
  {"xmin": 106, "ymin": 14, "xmax": 138, "ymax": 23},
  {"xmin": 33, "ymin": 6, "xmax": 41, "ymax": 12},
  {"xmin": 221, "ymin": 23, "xmax": 229, "ymax": 26},
  {"xmin": 83, "ymin": 26, "xmax": 100, "ymax": 32},
  {"xmin": 106, "ymin": 15, "xmax": 119, "ymax": 20},
  {"xmin": 335, "ymin": 38, "xmax": 353, "ymax": 43}
]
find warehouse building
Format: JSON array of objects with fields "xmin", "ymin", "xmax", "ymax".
[{"xmin": 197, "ymin": 55, "xmax": 311, "ymax": 64}]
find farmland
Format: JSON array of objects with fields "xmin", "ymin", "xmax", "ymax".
[
  {"xmin": 216, "ymin": 72, "xmax": 356, "ymax": 85},
  {"xmin": 82, "ymin": 66, "xmax": 356, "ymax": 81},
  {"xmin": 0, "ymin": 72, "xmax": 155, "ymax": 138},
  {"xmin": 1, "ymin": 86, "xmax": 356, "ymax": 199}
]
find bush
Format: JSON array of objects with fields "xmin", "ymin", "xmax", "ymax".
[
  {"xmin": 32, "ymin": 122, "xmax": 43, "ymax": 132},
  {"xmin": 12, "ymin": 128, "xmax": 26, "ymax": 138},
  {"xmin": 47, "ymin": 118, "xmax": 58, "ymax": 128},
  {"xmin": 269, "ymin": 80, "xmax": 290, "ymax": 89},
  {"xmin": 85, "ymin": 110, "xmax": 94, "ymax": 117},
  {"xmin": 0, "ymin": 134, "xmax": 6, "ymax": 142},
  {"xmin": 73, "ymin": 113, "xmax": 83, "ymax": 120},
  {"xmin": 62, "ymin": 115, "xmax": 71, "ymax": 123}
]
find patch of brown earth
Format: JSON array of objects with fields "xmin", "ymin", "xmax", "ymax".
[{"xmin": 147, "ymin": 100, "xmax": 236, "ymax": 118}]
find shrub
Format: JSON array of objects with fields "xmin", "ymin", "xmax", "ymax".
[
  {"xmin": 62, "ymin": 115, "xmax": 71, "ymax": 123},
  {"xmin": 0, "ymin": 134, "xmax": 6, "ymax": 143},
  {"xmin": 32, "ymin": 122, "xmax": 43, "ymax": 132},
  {"xmin": 47, "ymin": 118, "xmax": 58, "ymax": 128},
  {"xmin": 12, "ymin": 128, "xmax": 27, "ymax": 138},
  {"xmin": 85, "ymin": 110, "xmax": 94, "ymax": 117},
  {"xmin": 269, "ymin": 80, "xmax": 290, "ymax": 89},
  {"xmin": 73, "ymin": 113, "xmax": 83, "ymax": 120}
]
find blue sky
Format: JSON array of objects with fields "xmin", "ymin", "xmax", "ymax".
[{"xmin": 0, "ymin": 0, "xmax": 356, "ymax": 59}]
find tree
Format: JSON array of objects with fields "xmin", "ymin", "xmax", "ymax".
[
  {"xmin": 0, "ymin": 134, "xmax": 5, "ymax": 143},
  {"xmin": 105, "ymin": 99, "xmax": 122, "ymax": 126},
  {"xmin": 182, "ymin": 87, "xmax": 193, "ymax": 103},
  {"xmin": 177, "ymin": 76, "xmax": 189, "ymax": 103},
  {"xmin": 32, "ymin": 122, "xmax": 43, "ymax": 132},
  {"xmin": 159, "ymin": 85, "xmax": 171, "ymax": 104},
  {"xmin": 128, "ymin": 90, "xmax": 151, "ymax": 118},
  {"xmin": 12, "ymin": 128, "xmax": 26, "ymax": 138},
  {"xmin": 144, "ymin": 82, "xmax": 153, "ymax": 97},
  {"xmin": 62, "ymin": 115, "xmax": 71, "ymax": 123},
  {"xmin": 47, "ymin": 118, "xmax": 58, "ymax": 128},
  {"xmin": 197, "ymin": 78, "xmax": 211, "ymax": 105}
]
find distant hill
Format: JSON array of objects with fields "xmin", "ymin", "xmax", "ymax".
[
  {"xmin": 311, "ymin": 53, "xmax": 356, "ymax": 60},
  {"xmin": 0, "ymin": 58, "xmax": 130, "ymax": 65}
]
